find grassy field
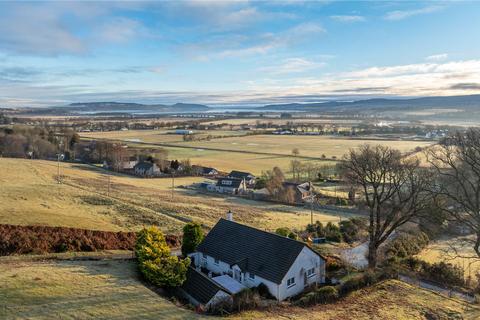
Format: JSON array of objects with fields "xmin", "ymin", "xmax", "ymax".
[
  {"xmin": 1, "ymin": 257, "xmax": 477, "ymax": 320},
  {"xmin": 0, "ymin": 158, "xmax": 355, "ymax": 233},
  {"xmin": 81, "ymin": 130, "xmax": 431, "ymax": 174},
  {"xmin": 173, "ymin": 135, "xmax": 432, "ymax": 158},
  {"xmin": 417, "ymin": 236, "xmax": 480, "ymax": 280},
  {"xmin": 81, "ymin": 129, "xmax": 250, "ymax": 143},
  {"xmin": 0, "ymin": 259, "xmax": 200, "ymax": 319}
]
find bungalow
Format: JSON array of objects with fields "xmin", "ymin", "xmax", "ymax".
[
  {"xmin": 227, "ymin": 171, "xmax": 256, "ymax": 187},
  {"xmin": 133, "ymin": 161, "xmax": 161, "ymax": 177},
  {"xmin": 189, "ymin": 214, "xmax": 326, "ymax": 301},
  {"xmin": 207, "ymin": 177, "xmax": 247, "ymax": 194}
]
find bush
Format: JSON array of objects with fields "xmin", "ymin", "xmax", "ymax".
[
  {"xmin": 338, "ymin": 276, "xmax": 366, "ymax": 297},
  {"xmin": 385, "ymin": 232, "xmax": 429, "ymax": 260},
  {"xmin": 401, "ymin": 257, "xmax": 464, "ymax": 288},
  {"xmin": 0, "ymin": 224, "xmax": 137, "ymax": 256},
  {"xmin": 326, "ymin": 256, "xmax": 344, "ymax": 272},
  {"xmin": 315, "ymin": 286, "xmax": 338, "ymax": 304},
  {"xmin": 181, "ymin": 222, "xmax": 204, "ymax": 257},
  {"xmin": 232, "ymin": 288, "xmax": 261, "ymax": 312},
  {"xmin": 135, "ymin": 226, "xmax": 190, "ymax": 288}
]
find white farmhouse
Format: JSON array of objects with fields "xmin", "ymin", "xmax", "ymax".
[
  {"xmin": 207, "ymin": 177, "xmax": 247, "ymax": 194},
  {"xmin": 189, "ymin": 215, "xmax": 326, "ymax": 301}
]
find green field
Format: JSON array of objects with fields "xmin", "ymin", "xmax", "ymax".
[
  {"xmin": 1, "ymin": 257, "xmax": 477, "ymax": 320},
  {"xmin": 0, "ymin": 158, "xmax": 355, "ymax": 233}
]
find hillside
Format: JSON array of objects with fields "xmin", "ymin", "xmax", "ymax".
[
  {"xmin": 0, "ymin": 158, "xmax": 353, "ymax": 233},
  {"xmin": 1, "ymin": 256, "xmax": 477, "ymax": 320},
  {"xmin": 262, "ymin": 94, "xmax": 480, "ymax": 112},
  {"xmin": 260, "ymin": 94, "xmax": 480, "ymax": 121}
]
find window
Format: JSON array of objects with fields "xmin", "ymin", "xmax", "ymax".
[
  {"xmin": 202, "ymin": 253, "xmax": 207, "ymax": 259},
  {"xmin": 214, "ymin": 258, "xmax": 219, "ymax": 265},
  {"xmin": 287, "ymin": 277, "xmax": 295, "ymax": 287},
  {"xmin": 249, "ymin": 273, "xmax": 255, "ymax": 280},
  {"xmin": 307, "ymin": 268, "xmax": 315, "ymax": 278}
]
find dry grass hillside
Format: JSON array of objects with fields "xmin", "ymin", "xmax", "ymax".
[
  {"xmin": 1, "ymin": 257, "xmax": 478, "ymax": 320},
  {"xmin": 0, "ymin": 158, "xmax": 355, "ymax": 233}
]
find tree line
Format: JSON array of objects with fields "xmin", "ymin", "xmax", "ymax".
[{"xmin": 0, "ymin": 125, "xmax": 79, "ymax": 160}]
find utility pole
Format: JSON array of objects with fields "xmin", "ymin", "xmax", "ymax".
[
  {"xmin": 57, "ymin": 154, "xmax": 60, "ymax": 183},
  {"xmin": 171, "ymin": 171, "xmax": 175, "ymax": 200},
  {"xmin": 107, "ymin": 175, "xmax": 111, "ymax": 197},
  {"xmin": 310, "ymin": 195, "xmax": 314, "ymax": 225}
]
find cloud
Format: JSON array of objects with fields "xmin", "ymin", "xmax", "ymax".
[
  {"xmin": 260, "ymin": 58, "xmax": 326, "ymax": 75},
  {"xmin": 450, "ymin": 83, "xmax": 480, "ymax": 90},
  {"xmin": 214, "ymin": 22, "xmax": 325, "ymax": 59},
  {"xmin": 330, "ymin": 15, "xmax": 366, "ymax": 23},
  {"xmin": 0, "ymin": 3, "xmax": 86, "ymax": 56},
  {"xmin": 426, "ymin": 53, "xmax": 448, "ymax": 62},
  {"xmin": 384, "ymin": 5, "xmax": 443, "ymax": 21},
  {"xmin": 98, "ymin": 17, "xmax": 147, "ymax": 43},
  {"xmin": 0, "ymin": 2, "xmax": 151, "ymax": 56}
]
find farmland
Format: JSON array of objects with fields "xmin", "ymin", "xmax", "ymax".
[
  {"xmin": 1, "ymin": 257, "xmax": 477, "ymax": 320},
  {"xmin": 0, "ymin": 158, "xmax": 356, "ymax": 233},
  {"xmin": 80, "ymin": 130, "xmax": 432, "ymax": 174},
  {"xmin": 417, "ymin": 235, "xmax": 480, "ymax": 279}
]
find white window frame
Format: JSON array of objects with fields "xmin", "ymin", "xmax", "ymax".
[
  {"xmin": 307, "ymin": 267, "xmax": 315, "ymax": 278},
  {"xmin": 287, "ymin": 277, "xmax": 296, "ymax": 288}
]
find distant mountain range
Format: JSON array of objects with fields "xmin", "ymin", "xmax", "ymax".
[
  {"xmin": 8, "ymin": 94, "xmax": 480, "ymax": 121},
  {"xmin": 260, "ymin": 94, "xmax": 480, "ymax": 112},
  {"xmin": 21, "ymin": 101, "xmax": 210, "ymax": 115}
]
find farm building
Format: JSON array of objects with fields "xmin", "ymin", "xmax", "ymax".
[
  {"xmin": 207, "ymin": 178, "xmax": 247, "ymax": 194},
  {"xmin": 133, "ymin": 161, "xmax": 161, "ymax": 177},
  {"xmin": 227, "ymin": 171, "xmax": 256, "ymax": 187},
  {"xmin": 189, "ymin": 215, "xmax": 326, "ymax": 302}
]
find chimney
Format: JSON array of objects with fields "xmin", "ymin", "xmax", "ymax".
[{"xmin": 226, "ymin": 210, "xmax": 233, "ymax": 221}]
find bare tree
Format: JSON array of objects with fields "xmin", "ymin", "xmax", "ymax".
[
  {"xmin": 265, "ymin": 167, "xmax": 285, "ymax": 199},
  {"xmin": 426, "ymin": 128, "xmax": 480, "ymax": 258},
  {"xmin": 342, "ymin": 144, "xmax": 431, "ymax": 268}
]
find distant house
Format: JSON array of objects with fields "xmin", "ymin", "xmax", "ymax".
[
  {"xmin": 189, "ymin": 215, "xmax": 326, "ymax": 301},
  {"xmin": 192, "ymin": 165, "xmax": 218, "ymax": 176},
  {"xmin": 174, "ymin": 129, "xmax": 194, "ymax": 135},
  {"xmin": 119, "ymin": 156, "xmax": 138, "ymax": 170},
  {"xmin": 103, "ymin": 156, "xmax": 138, "ymax": 171},
  {"xmin": 207, "ymin": 178, "xmax": 247, "ymax": 194},
  {"xmin": 133, "ymin": 161, "xmax": 161, "ymax": 177},
  {"xmin": 179, "ymin": 267, "xmax": 232, "ymax": 311},
  {"xmin": 282, "ymin": 181, "xmax": 315, "ymax": 203},
  {"xmin": 227, "ymin": 171, "xmax": 256, "ymax": 187}
]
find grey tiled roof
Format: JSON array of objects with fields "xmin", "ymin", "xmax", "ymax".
[
  {"xmin": 196, "ymin": 219, "xmax": 323, "ymax": 284},
  {"xmin": 181, "ymin": 267, "xmax": 228, "ymax": 305}
]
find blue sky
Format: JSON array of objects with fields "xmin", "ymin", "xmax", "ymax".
[{"xmin": 0, "ymin": 0, "xmax": 479, "ymax": 107}]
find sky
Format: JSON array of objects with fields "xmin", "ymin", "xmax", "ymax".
[{"xmin": 0, "ymin": 0, "xmax": 480, "ymax": 108}]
